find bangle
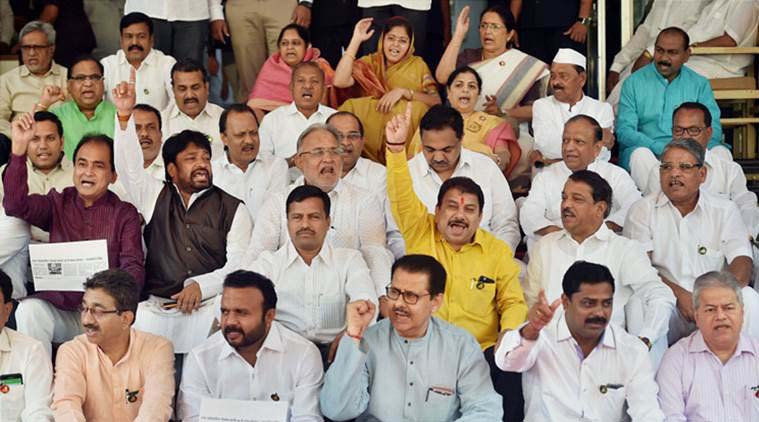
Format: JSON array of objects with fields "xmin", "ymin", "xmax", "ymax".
[
  {"xmin": 35, "ymin": 103, "xmax": 47, "ymax": 111},
  {"xmin": 344, "ymin": 52, "xmax": 356, "ymax": 60},
  {"xmin": 117, "ymin": 113, "xmax": 131, "ymax": 122},
  {"xmin": 407, "ymin": 88, "xmax": 414, "ymax": 99}
]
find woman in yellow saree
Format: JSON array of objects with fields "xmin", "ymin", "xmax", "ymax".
[{"xmin": 333, "ymin": 16, "xmax": 441, "ymax": 164}]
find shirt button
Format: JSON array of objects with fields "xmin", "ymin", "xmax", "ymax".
[
  {"xmin": 185, "ymin": 224, "xmax": 190, "ymax": 229},
  {"xmin": 407, "ymin": 403, "xmax": 411, "ymax": 407},
  {"xmin": 404, "ymin": 340, "xmax": 408, "ymax": 344},
  {"xmin": 409, "ymin": 361, "xmax": 414, "ymax": 365},
  {"xmin": 409, "ymin": 382, "xmax": 413, "ymax": 386},
  {"xmin": 187, "ymin": 270, "xmax": 193, "ymax": 275},
  {"xmin": 186, "ymin": 246, "xmax": 192, "ymax": 252}
]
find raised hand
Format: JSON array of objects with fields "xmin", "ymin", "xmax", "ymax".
[
  {"xmin": 10, "ymin": 113, "xmax": 36, "ymax": 156},
  {"xmin": 112, "ymin": 67, "xmax": 137, "ymax": 116},
  {"xmin": 521, "ymin": 289, "xmax": 561, "ymax": 340},
  {"xmin": 39, "ymin": 85, "xmax": 65, "ymax": 109},
  {"xmin": 346, "ymin": 299, "xmax": 376, "ymax": 338},
  {"xmin": 352, "ymin": 18, "xmax": 375, "ymax": 44},
  {"xmin": 453, "ymin": 6, "xmax": 471, "ymax": 42},
  {"xmin": 384, "ymin": 102, "xmax": 412, "ymax": 152}
]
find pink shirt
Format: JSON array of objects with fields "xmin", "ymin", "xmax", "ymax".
[
  {"xmin": 52, "ymin": 329, "xmax": 175, "ymax": 422},
  {"xmin": 657, "ymin": 330, "xmax": 759, "ymax": 421}
]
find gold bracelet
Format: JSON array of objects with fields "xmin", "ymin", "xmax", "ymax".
[
  {"xmin": 35, "ymin": 103, "xmax": 47, "ymax": 111},
  {"xmin": 344, "ymin": 52, "xmax": 356, "ymax": 60}
]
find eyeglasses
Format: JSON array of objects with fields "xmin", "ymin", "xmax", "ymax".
[
  {"xmin": 336, "ymin": 133, "xmax": 362, "ymax": 142},
  {"xmin": 659, "ymin": 162, "xmax": 702, "ymax": 172},
  {"xmin": 673, "ymin": 126, "xmax": 707, "ymax": 136},
  {"xmin": 78, "ymin": 305, "xmax": 122, "ymax": 319},
  {"xmin": 479, "ymin": 23, "xmax": 506, "ymax": 31},
  {"xmin": 298, "ymin": 147, "xmax": 344, "ymax": 158},
  {"xmin": 69, "ymin": 75, "xmax": 104, "ymax": 83},
  {"xmin": 20, "ymin": 44, "xmax": 50, "ymax": 52},
  {"xmin": 385, "ymin": 286, "xmax": 431, "ymax": 305}
]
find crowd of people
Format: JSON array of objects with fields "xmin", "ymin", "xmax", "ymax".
[{"xmin": 0, "ymin": 0, "xmax": 758, "ymax": 421}]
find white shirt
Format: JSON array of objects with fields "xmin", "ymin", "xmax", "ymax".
[
  {"xmin": 520, "ymin": 159, "xmax": 642, "ymax": 246},
  {"xmin": 407, "ymin": 149, "xmax": 521, "ymax": 252},
  {"xmin": 526, "ymin": 225, "xmax": 675, "ymax": 342},
  {"xmin": 357, "ymin": 0, "xmax": 430, "ymax": 11},
  {"xmin": 212, "ymin": 152, "xmax": 289, "ymax": 220},
  {"xmin": 686, "ymin": 0, "xmax": 759, "ymax": 78},
  {"xmin": 178, "ymin": 323, "xmax": 324, "ymax": 422},
  {"xmin": 495, "ymin": 315, "xmax": 665, "ymax": 422},
  {"xmin": 248, "ymin": 242, "xmax": 378, "ymax": 344},
  {"xmin": 243, "ymin": 179, "xmax": 393, "ymax": 298},
  {"xmin": 145, "ymin": 154, "xmax": 166, "ymax": 181},
  {"xmin": 624, "ymin": 190, "xmax": 752, "ymax": 292},
  {"xmin": 162, "ymin": 101, "xmax": 225, "ymax": 160},
  {"xmin": 114, "ymin": 116, "xmax": 253, "ymax": 299},
  {"xmin": 0, "ymin": 328, "xmax": 54, "ymax": 421},
  {"xmin": 644, "ymin": 150, "xmax": 759, "ymax": 237},
  {"xmin": 258, "ymin": 103, "xmax": 336, "ymax": 160},
  {"xmin": 102, "ymin": 49, "xmax": 176, "ymax": 111},
  {"xmin": 124, "ymin": 0, "xmax": 224, "ymax": 21},
  {"xmin": 0, "ymin": 211, "xmax": 29, "ymax": 299},
  {"xmin": 532, "ymin": 94, "xmax": 615, "ymax": 161}
]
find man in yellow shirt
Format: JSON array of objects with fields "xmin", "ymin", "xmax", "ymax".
[{"xmin": 385, "ymin": 104, "xmax": 528, "ymax": 421}]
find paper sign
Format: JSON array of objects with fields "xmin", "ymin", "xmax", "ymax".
[
  {"xmin": 199, "ymin": 398, "xmax": 288, "ymax": 422},
  {"xmin": 29, "ymin": 239, "xmax": 109, "ymax": 291}
]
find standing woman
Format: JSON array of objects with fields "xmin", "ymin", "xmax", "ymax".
[{"xmin": 334, "ymin": 16, "xmax": 441, "ymax": 164}]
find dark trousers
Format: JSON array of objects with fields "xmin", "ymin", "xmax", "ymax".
[
  {"xmin": 0, "ymin": 133, "xmax": 10, "ymax": 167},
  {"xmin": 518, "ymin": 27, "xmax": 585, "ymax": 65},
  {"xmin": 484, "ymin": 346, "xmax": 525, "ymax": 422},
  {"xmin": 361, "ymin": 5, "xmax": 428, "ymax": 56},
  {"xmin": 151, "ymin": 18, "xmax": 209, "ymax": 63},
  {"xmin": 311, "ymin": 24, "xmax": 355, "ymax": 68}
]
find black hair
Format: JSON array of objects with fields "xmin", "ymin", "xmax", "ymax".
[
  {"xmin": 657, "ymin": 26, "xmax": 690, "ymax": 51},
  {"xmin": 219, "ymin": 103, "xmax": 259, "ymax": 134},
  {"xmin": 133, "ymin": 103, "xmax": 162, "ymax": 130},
  {"xmin": 437, "ymin": 176, "xmax": 484, "ymax": 212},
  {"xmin": 566, "ymin": 114, "xmax": 603, "ymax": 142},
  {"xmin": 0, "ymin": 269, "xmax": 12, "ymax": 304},
  {"xmin": 67, "ymin": 55, "xmax": 104, "ymax": 79},
  {"xmin": 382, "ymin": 16, "xmax": 414, "ymax": 41},
  {"xmin": 480, "ymin": 4, "xmax": 516, "ymax": 31},
  {"xmin": 73, "ymin": 134, "xmax": 115, "ymax": 172},
  {"xmin": 420, "ymin": 105, "xmax": 464, "ymax": 140},
  {"xmin": 223, "ymin": 270, "xmax": 278, "ymax": 312},
  {"xmin": 326, "ymin": 111, "xmax": 365, "ymax": 137},
  {"xmin": 277, "ymin": 23, "xmax": 310, "ymax": 46},
  {"xmin": 446, "ymin": 66, "xmax": 482, "ymax": 92},
  {"xmin": 673, "ymin": 102, "xmax": 712, "ymax": 127},
  {"xmin": 171, "ymin": 59, "xmax": 208, "ymax": 84},
  {"xmin": 84, "ymin": 269, "xmax": 139, "ymax": 318},
  {"xmin": 286, "ymin": 184, "xmax": 331, "ymax": 215},
  {"xmin": 562, "ymin": 261, "xmax": 615, "ymax": 298},
  {"xmin": 34, "ymin": 110, "xmax": 63, "ymax": 137},
  {"xmin": 161, "ymin": 130, "xmax": 212, "ymax": 182},
  {"xmin": 392, "ymin": 254, "xmax": 447, "ymax": 297},
  {"xmin": 120, "ymin": 12, "xmax": 153, "ymax": 35},
  {"xmin": 567, "ymin": 170, "xmax": 613, "ymax": 218}
]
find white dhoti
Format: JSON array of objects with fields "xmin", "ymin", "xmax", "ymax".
[{"xmin": 133, "ymin": 295, "xmax": 218, "ymax": 354}]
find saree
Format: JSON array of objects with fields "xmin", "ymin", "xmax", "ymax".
[
  {"xmin": 338, "ymin": 36, "xmax": 439, "ymax": 164},
  {"xmin": 408, "ymin": 111, "xmax": 522, "ymax": 177},
  {"xmin": 248, "ymin": 47, "xmax": 337, "ymax": 111},
  {"xmin": 468, "ymin": 48, "xmax": 549, "ymax": 113}
]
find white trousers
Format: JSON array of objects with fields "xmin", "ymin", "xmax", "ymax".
[
  {"xmin": 624, "ymin": 294, "xmax": 669, "ymax": 371},
  {"xmin": 16, "ymin": 298, "xmax": 81, "ymax": 357}
]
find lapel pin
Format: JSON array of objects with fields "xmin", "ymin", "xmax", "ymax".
[
  {"xmin": 0, "ymin": 384, "xmax": 8, "ymax": 394},
  {"xmin": 698, "ymin": 245, "xmax": 707, "ymax": 255},
  {"xmin": 271, "ymin": 393, "xmax": 280, "ymax": 401}
]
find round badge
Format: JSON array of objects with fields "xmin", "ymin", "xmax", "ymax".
[
  {"xmin": 271, "ymin": 393, "xmax": 280, "ymax": 402},
  {"xmin": 128, "ymin": 394, "xmax": 137, "ymax": 403},
  {"xmin": 755, "ymin": 389, "xmax": 759, "ymax": 399},
  {"xmin": 599, "ymin": 385, "xmax": 607, "ymax": 394},
  {"xmin": 0, "ymin": 384, "xmax": 9, "ymax": 394},
  {"xmin": 698, "ymin": 246, "xmax": 707, "ymax": 255},
  {"xmin": 499, "ymin": 61, "xmax": 506, "ymax": 67},
  {"xmin": 143, "ymin": 88, "xmax": 150, "ymax": 96}
]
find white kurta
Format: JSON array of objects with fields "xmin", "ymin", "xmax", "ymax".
[
  {"xmin": 161, "ymin": 102, "xmax": 225, "ymax": 160},
  {"xmin": 102, "ymin": 49, "xmax": 176, "ymax": 111}
]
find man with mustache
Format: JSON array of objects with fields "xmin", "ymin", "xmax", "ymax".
[
  {"xmin": 320, "ymin": 254, "xmax": 503, "ymax": 421},
  {"xmin": 521, "ymin": 114, "xmax": 640, "ymax": 252},
  {"xmin": 616, "ymin": 26, "xmax": 729, "ymax": 184},
  {"xmin": 213, "ymin": 103, "xmax": 288, "ymax": 219},
  {"xmin": 657, "ymin": 271, "xmax": 759, "ymax": 421},
  {"xmin": 247, "ymin": 185, "xmax": 377, "ymax": 363},
  {"xmin": 132, "ymin": 103, "xmax": 165, "ymax": 180},
  {"xmin": 101, "ymin": 12, "xmax": 176, "ymax": 111},
  {"xmin": 532, "ymin": 49, "xmax": 614, "ymax": 165},
  {"xmin": 525, "ymin": 170, "xmax": 674, "ymax": 367},
  {"xmin": 112, "ymin": 79, "xmax": 252, "ymax": 354},
  {"xmin": 384, "ymin": 104, "xmax": 527, "ymax": 420},
  {"xmin": 496, "ymin": 261, "xmax": 666, "ymax": 421},
  {"xmin": 52, "ymin": 269, "xmax": 175, "ymax": 421},
  {"xmin": 178, "ymin": 270, "xmax": 324, "ymax": 421},
  {"xmin": 161, "ymin": 60, "xmax": 225, "ymax": 159},
  {"xmin": 624, "ymin": 139, "xmax": 759, "ymax": 343}
]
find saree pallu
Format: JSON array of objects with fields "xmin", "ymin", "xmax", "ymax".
[{"xmin": 470, "ymin": 48, "xmax": 549, "ymax": 112}]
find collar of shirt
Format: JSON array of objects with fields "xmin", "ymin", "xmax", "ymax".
[
  {"xmin": 555, "ymin": 312, "xmax": 616, "ymax": 352},
  {"xmin": 688, "ymin": 330, "xmax": 757, "ymax": 360},
  {"xmin": 20, "ymin": 61, "xmax": 62, "ymax": 79},
  {"xmin": 169, "ymin": 102, "xmax": 213, "ymax": 121},
  {"xmin": 73, "ymin": 188, "xmax": 116, "ymax": 210},
  {"xmin": 293, "ymin": 176, "xmax": 343, "ymax": 197},
  {"xmin": 557, "ymin": 222, "xmax": 612, "ymax": 246},
  {"xmin": 27, "ymin": 154, "xmax": 72, "ymax": 175},
  {"xmin": 551, "ymin": 93, "xmax": 587, "ymax": 111},
  {"xmin": 390, "ymin": 317, "xmax": 434, "ymax": 347},
  {"xmin": 0, "ymin": 328, "xmax": 10, "ymax": 353},
  {"xmin": 218, "ymin": 321, "xmax": 286, "ymax": 363},
  {"xmin": 220, "ymin": 150, "xmax": 260, "ymax": 174},
  {"xmin": 654, "ymin": 188, "xmax": 708, "ymax": 215},
  {"xmin": 346, "ymin": 157, "xmax": 370, "ymax": 180},
  {"xmin": 148, "ymin": 154, "xmax": 165, "ymax": 171},
  {"xmin": 284, "ymin": 240, "xmax": 333, "ymax": 268},
  {"xmin": 646, "ymin": 62, "xmax": 685, "ymax": 87},
  {"xmin": 435, "ymin": 226, "xmax": 487, "ymax": 252},
  {"xmin": 116, "ymin": 48, "xmax": 158, "ymax": 70},
  {"xmin": 420, "ymin": 147, "xmax": 472, "ymax": 180},
  {"xmin": 285, "ymin": 101, "xmax": 329, "ymax": 119},
  {"xmin": 72, "ymin": 100, "xmax": 112, "ymax": 121},
  {"xmin": 94, "ymin": 328, "xmax": 138, "ymax": 367},
  {"xmin": 170, "ymin": 183, "xmax": 212, "ymax": 210}
]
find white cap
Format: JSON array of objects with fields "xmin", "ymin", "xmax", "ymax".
[{"xmin": 552, "ymin": 48, "xmax": 586, "ymax": 70}]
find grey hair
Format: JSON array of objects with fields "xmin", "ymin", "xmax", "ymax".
[
  {"xmin": 662, "ymin": 138, "xmax": 705, "ymax": 167},
  {"xmin": 19, "ymin": 21, "xmax": 56, "ymax": 45},
  {"xmin": 296, "ymin": 123, "xmax": 341, "ymax": 152},
  {"xmin": 692, "ymin": 271, "xmax": 743, "ymax": 309}
]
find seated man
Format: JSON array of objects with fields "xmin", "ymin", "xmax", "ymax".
[
  {"xmin": 212, "ymin": 103, "xmax": 288, "ymax": 218},
  {"xmin": 404, "ymin": 105, "xmax": 520, "ymax": 253},
  {"xmin": 102, "ymin": 12, "xmax": 176, "ymax": 111},
  {"xmin": 132, "ymin": 103, "xmax": 165, "ymax": 180},
  {"xmin": 0, "ymin": 269, "xmax": 54, "ymax": 421},
  {"xmin": 526, "ymin": 170, "xmax": 675, "ymax": 365},
  {"xmin": 248, "ymin": 185, "xmax": 378, "ymax": 359},
  {"xmin": 38, "ymin": 56, "xmax": 116, "ymax": 159},
  {"xmin": 520, "ymin": 115, "xmax": 640, "ymax": 251},
  {"xmin": 258, "ymin": 62, "xmax": 336, "ymax": 176},
  {"xmin": 657, "ymin": 271, "xmax": 759, "ymax": 420},
  {"xmin": 320, "ymin": 254, "xmax": 503, "ymax": 421},
  {"xmin": 179, "ymin": 270, "xmax": 324, "ymax": 422},
  {"xmin": 0, "ymin": 209, "xmax": 31, "ymax": 298},
  {"xmin": 384, "ymin": 105, "xmax": 527, "ymax": 419},
  {"xmin": 53, "ymin": 269, "xmax": 174, "ymax": 421},
  {"xmin": 3, "ymin": 113, "xmax": 143, "ymax": 356},
  {"xmin": 624, "ymin": 139, "xmax": 759, "ymax": 342},
  {"xmin": 244, "ymin": 123, "xmax": 391, "ymax": 301},
  {"xmin": 0, "ymin": 21, "xmax": 67, "ymax": 140},
  {"xmin": 532, "ymin": 49, "xmax": 614, "ymax": 164},
  {"xmin": 496, "ymin": 261, "xmax": 666, "ymax": 421},
  {"xmin": 162, "ymin": 60, "xmax": 225, "ymax": 159},
  {"xmin": 616, "ymin": 27, "xmax": 728, "ymax": 177}
]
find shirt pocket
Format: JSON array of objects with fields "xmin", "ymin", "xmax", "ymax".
[
  {"xmin": 697, "ymin": 246, "xmax": 726, "ymax": 274},
  {"xmin": 0, "ymin": 384, "xmax": 25, "ymax": 420},
  {"xmin": 318, "ymin": 293, "xmax": 346, "ymax": 331},
  {"xmin": 598, "ymin": 385, "xmax": 627, "ymax": 420},
  {"xmin": 460, "ymin": 280, "xmax": 497, "ymax": 318},
  {"xmin": 423, "ymin": 386, "xmax": 457, "ymax": 421},
  {"xmin": 745, "ymin": 387, "xmax": 759, "ymax": 419}
]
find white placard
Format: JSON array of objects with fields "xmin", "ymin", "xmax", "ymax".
[
  {"xmin": 29, "ymin": 239, "xmax": 109, "ymax": 291},
  {"xmin": 199, "ymin": 398, "xmax": 288, "ymax": 422}
]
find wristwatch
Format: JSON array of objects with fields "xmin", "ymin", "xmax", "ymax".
[{"xmin": 577, "ymin": 17, "xmax": 591, "ymax": 26}]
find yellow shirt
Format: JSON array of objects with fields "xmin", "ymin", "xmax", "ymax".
[
  {"xmin": 386, "ymin": 149, "xmax": 527, "ymax": 349},
  {"xmin": 0, "ymin": 63, "xmax": 68, "ymax": 137}
]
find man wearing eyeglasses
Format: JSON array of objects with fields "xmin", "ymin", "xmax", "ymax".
[
  {"xmin": 624, "ymin": 138, "xmax": 759, "ymax": 344},
  {"xmin": 321, "ymin": 254, "xmax": 502, "ymax": 421},
  {"xmin": 0, "ymin": 21, "xmax": 67, "ymax": 143},
  {"xmin": 37, "ymin": 56, "xmax": 116, "ymax": 160},
  {"xmin": 53, "ymin": 269, "xmax": 175, "ymax": 422}
]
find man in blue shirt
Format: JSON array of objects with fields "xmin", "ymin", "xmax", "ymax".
[{"xmin": 616, "ymin": 26, "xmax": 729, "ymax": 189}]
